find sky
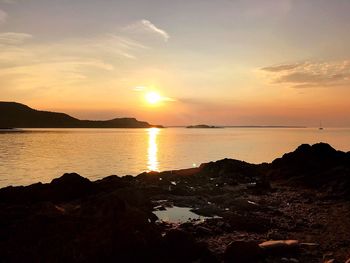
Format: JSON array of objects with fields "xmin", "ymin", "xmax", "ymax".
[{"xmin": 1, "ymin": 0, "xmax": 350, "ymax": 126}]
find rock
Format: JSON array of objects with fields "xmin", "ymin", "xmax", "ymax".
[
  {"xmin": 50, "ymin": 173, "xmax": 95, "ymax": 201},
  {"xmin": 281, "ymin": 258, "xmax": 299, "ymax": 263},
  {"xmin": 345, "ymin": 259, "xmax": 350, "ymax": 263},
  {"xmin": 191, "ymin": 205, "xmax": 222, "ymax": 217},
  {"xmin": 196, "ymin": 242, "xmax": 220, "ymax": 263},
  {"xmin": 267, "ymin": 230, "xmax": 287, "ymax": 240},
  {"xmin": 259, "ymin": 240, "xmax": 299, "ymax": 248},
  {"xmin": 225, "ymin": 213, "xmax": 271, "ymax": 233},
  {"xmin": 199, "ymin": 158, "xmax": 262, "ymax": 184},
  {"xmin": 224, "ymin": 241, "xmax": 263, "ymax": 263},
  {"xmin": 161, "ymin": 229, "xmax": 201, "ymax": 262},
  {"xmin": 259, "ymin": 240, "xmax": 299, "ymax": 255},
  {"xmin": 0, "ymin": 173, "xmax": 95, "ymax": 204},
  {"xmin": 194, "ymin": 226, "xmax": 212, "ymax": 237},
  {"xmin": 154, "ymin": 205, "xmax": 166, "ymax": 211},
  {"xmin": 323, "ymin": 260, "xmax": 340, "ymax": 263},
  {"xmin": 270, "ymin": 143, "xmax": 350, "ymax": 197}
]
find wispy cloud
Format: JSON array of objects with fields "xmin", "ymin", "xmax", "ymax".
[
  {"xmin": 140, "ymin": 20, "xmax": 170, "ymax": 42},
  {"xmin": 260, "ymin": 60, "xmax": 350, "ymax": 88},
  {"xmin": 0, "ymin": 30, "xmax": 158, "ymax": 102},
  {"xmin": 133, "ymin": 86, "xmax": 146, "ymax": 91},
  {"xmin": 124, "ymin": 19, "xmax": 170, "ymax": 42},
  {"xmin": 261, "ymin": 63, "xmax": 300, "ymax": 72},
  {"xmin": 0, "ymin": 9, "xmax": 7, "ymax": 24},
  {"xmin": 0, "ymin": 32, "xmax": 33, "ymax": 45},
  {"xmin": 0, "ymin": 20, "xmax": 168, "ymax": 103}
]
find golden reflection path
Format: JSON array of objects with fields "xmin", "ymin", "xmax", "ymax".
[{"xmin": 147, "ymin": 128, "xmax": 160, "ymax": 172}]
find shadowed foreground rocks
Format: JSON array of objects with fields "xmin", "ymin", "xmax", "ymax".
[{"xmin": 0, "ymin": 142, "xmax": 349, "ymax": 262}]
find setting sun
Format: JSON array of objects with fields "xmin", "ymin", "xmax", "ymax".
[{"xmin": 145, "ymin": 91, "xmax": 162, "ymax": 104}]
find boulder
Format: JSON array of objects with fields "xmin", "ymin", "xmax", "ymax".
[
  {"xmin": 269, "ymin": 143, "xmax": 350, "ymax": 197},
  {"xmin": 161, "ymin": 229, "xmax": 204, "ymax": 262},
  {"xmin": 259, "ymin": 240, "xmax": 299, "ymax": 255},
  {"xmin": 224, "ymin": 213, "xmax": 271, "ymax": 233},
  {"xmin": 224, "ymin": 241, "xmax": 263, "ymax": 263},
  {"xmin": 50, "ymin": 173, "xmax": 95, "ymax": 201}
]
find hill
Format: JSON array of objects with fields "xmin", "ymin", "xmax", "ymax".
[{"xmin": 0, "ymin": 102, "xmax": 162, "ymax": 128}]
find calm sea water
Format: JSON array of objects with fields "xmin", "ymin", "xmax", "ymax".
[{"xmin": 0, "ymin": 127, "xmax": 349, "ymax": 187}]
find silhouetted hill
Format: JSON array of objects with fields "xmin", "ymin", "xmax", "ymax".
[{"xmin": 0, "ymin": 102, "xmax": 162, "ymax": 128}]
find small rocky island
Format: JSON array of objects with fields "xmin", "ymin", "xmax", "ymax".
[
  {"xmin": 1, "ymin": 143, "xmax": 349, "ymax": 262},
  {"xmin": 187, "ymin": 124, "xmax": 222, "ymax": 128}
]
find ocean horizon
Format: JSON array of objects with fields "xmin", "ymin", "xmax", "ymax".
[{"xmin": 1, "ymin": 127, "xmax": 349, "ymax": 187}]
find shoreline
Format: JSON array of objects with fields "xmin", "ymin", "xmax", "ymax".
[{"xmin": 1, "ymin": 142, "xmax": 349, "ymax": 262}]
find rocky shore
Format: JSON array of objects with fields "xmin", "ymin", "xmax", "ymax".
[{"xmin": 1, "ymin": 143, "xmax": 349, "ymax": 262}]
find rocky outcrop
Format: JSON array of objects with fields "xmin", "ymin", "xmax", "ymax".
[{"xmin": 270, "ymin": 143, "xmax": 350, "ymax": 197}]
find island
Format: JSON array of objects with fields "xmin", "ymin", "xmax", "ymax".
[
  {"xmin": 0, "ymin": 102, "xmax": 163, "ymax": 128},
  {"xmin": 0, "ymin": 143, "xmax": 349, "ymax": 262},
  {"xmin": 186, "ymin": 124, "xmax": 222, "ymax": 128}
]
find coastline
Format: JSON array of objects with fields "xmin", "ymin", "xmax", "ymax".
[{"xmin": 1, "ymin": 143, "xmax": 349, "ymax": 262}]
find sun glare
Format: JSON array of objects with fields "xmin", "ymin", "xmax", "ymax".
[{"xmin": 145, "ymin": 91, "xmax": 161, "ymax": 104}]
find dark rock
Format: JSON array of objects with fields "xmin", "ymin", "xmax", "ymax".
[
  {"xmin": 161, "ymin": 229, "xmax": 205, "ymax": 262},
  {"xmin": 50, "ymin": 173, "xmax": 95, "ymax": 201},
  {"xmin": 191, "ymin": 205, "xmax": 222, "ymax": 217},
  {"xmin": 194, "ymin": 226, "xmax": 212, "ymax": 237},
  {"xmin": 224, "ymin": 213, "xmax": 271, "ymax": 233},
  {"xmin": 0, "ymin": 173, "xmax": 96, "ymax": 204},
  {"xmin": 270, "ymin": 143, "xmax": 350, "ymax": 197},
  {"xmin": 224, "ymin": 241, "xmax": 263, "ymax": 263},
  {"xmin": 199, "ymin": 158, "xmax": 262, "ymax": 184}
]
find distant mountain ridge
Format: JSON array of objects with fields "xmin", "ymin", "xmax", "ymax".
[{"xmin": 0, "ymin": 102, "xmax": 162, "ymax": 128}]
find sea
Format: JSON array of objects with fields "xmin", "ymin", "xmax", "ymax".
[{"xmin": 0, "ymin": 127, "xmax": 349, "ymax": 187}]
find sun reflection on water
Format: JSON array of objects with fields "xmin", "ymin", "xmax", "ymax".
[{"xmin": 147, "ymin": 128, "xmax": 160, "ymax": 172}]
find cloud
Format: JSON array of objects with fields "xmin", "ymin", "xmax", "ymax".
[
  {"xmin": 140, "ymin": 20, "xmax": 170, "ymax": 42},
  {"xmin": 0, "ymin": 26, "xmax": 168, "ymax": 103},
  {"xmin": 0, "ymin": 31, "xmax": 157, "ymax": 100},
  {"xmin": 0, "ymin": 32, "xmax": 33, "ymax": 45},
  {"xmin": 260, "ymin": 60, "xmax": 350, "ymax": 88},
  {"xmin": 0, "ymin": 9, "xmax": 7, "ymax": 24},
  {"xmin": 124, "ymin": 19, "xmax": 170, "ymax": 42},
  {"xmin": 90, "ymin": 34, "xmax": 148, "ymax": 60},
  {"xmin": 133, "ymin": 86, "xmax": 146, "ymax": 91},
  {"xmin": 261, "ymin": 63, "xmax": 300, "ymax": 72}
]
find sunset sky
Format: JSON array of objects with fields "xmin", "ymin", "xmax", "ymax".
[{"xmin": 1, "ymin": 0, "xmax": 350, "ymax": 126}]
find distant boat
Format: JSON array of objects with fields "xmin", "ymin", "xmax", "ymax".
[{"xmin": 319, "ymin": 121, "xmax": 324, "ymax": 130}]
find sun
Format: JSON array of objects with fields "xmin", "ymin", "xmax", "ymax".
[{"xmin": 145, "ymin": 91, "xmax": 162, "ymax": 104}]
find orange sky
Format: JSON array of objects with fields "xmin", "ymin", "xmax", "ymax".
[{"xmin": 1, "ymin": 0, "xmax": 350, "ymax": 126}]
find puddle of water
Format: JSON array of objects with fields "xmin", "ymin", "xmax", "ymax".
[{"xmin": 154, "ymin": 206, "xmax": 210, "ymax": 223}]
